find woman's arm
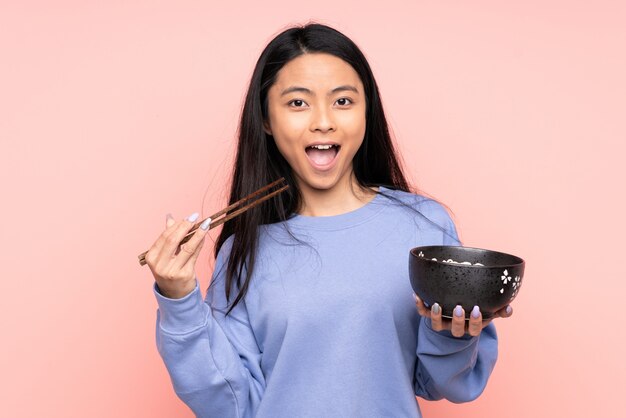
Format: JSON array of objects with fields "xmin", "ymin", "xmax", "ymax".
[
  {"xmin": 412, "ymin": 199, "xmax": 498, "ymax": 402},
  {"xmin": 413, "ymin": 318, "xmax": 498, "ymax": 402},
  {"xmin": 154, "ymin": 237, "xmax": 265, "ymax": 418}
]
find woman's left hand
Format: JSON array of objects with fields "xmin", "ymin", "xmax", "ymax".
[{"xmin": 414, "ymin": 294, "xmax": 513, "ymax": 338}]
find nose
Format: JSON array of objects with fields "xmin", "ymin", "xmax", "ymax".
[{"xmin": 310, "ymin": 104, "xmax": 336, "ymax": 133}]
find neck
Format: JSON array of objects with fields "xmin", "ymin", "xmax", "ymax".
[{"xmin": 296, "ymin": 172, "xmax": 378, "ymax": 217}]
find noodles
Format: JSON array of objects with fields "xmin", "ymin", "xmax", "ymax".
[{"xmin": 417, "ymin": 251, "xmax": 484, "ymax": 266}]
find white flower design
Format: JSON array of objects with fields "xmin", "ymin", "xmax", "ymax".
[
  {"xmin": 512, "ymin": 276, "xmax": 521, "ymax": 290},
  {"xmin": 499, "ymin": 270, "xmax": 521, "ymax": 296},
  {"xmin": 501, "ymin": 269, "xmax": 512, "ymax": 285},
  {"xmin": 509, "ymin": 276, "xmax": 522, "ymax": 301}
]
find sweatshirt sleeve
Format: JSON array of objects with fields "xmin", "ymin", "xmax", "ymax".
[
  {"xmin": 153, "ymin": 236, "xmax": 265, "ymax": 418},
  {"xmin": 414, "ymin": 318, "xmax": 498, "ymax": 402},
  {"xmin": 413, "ymin": 200, "xmax": 498, "ymax": 402}
]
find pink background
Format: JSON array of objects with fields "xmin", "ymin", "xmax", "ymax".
[{"xmin": 2, "ymin": 1, "xmax": 624, "ymax": 417}]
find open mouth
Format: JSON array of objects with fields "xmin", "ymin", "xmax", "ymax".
[{"xmin": 304, "ymin": 144, "xmax": 341, "ymax": 169}]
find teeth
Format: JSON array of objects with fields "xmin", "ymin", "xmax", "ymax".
[{"xmin": 308, "ymin": 144, "xmax": 336, "ymax": 150}]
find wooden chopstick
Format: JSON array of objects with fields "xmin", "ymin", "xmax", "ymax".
[{"xmin": 138, "ymin": 178, "xmax": 288, "ymax": 266}]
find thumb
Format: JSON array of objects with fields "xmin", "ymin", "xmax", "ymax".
[{"xmin": 165, "ymin": 213, "xmax": 175, "ymax": 228}]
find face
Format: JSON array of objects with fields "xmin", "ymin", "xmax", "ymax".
[{"xmin": 263, "ymin": 53, "xmax": 367, "ymax": 195}]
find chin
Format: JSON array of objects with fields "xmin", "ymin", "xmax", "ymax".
[{"xmin": 298, "ymin": 171, "xmax": 345, "ymax": 192}]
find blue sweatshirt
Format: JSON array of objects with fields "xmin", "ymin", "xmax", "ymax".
[{"xmin": 153, "ymin": 186, "xmax": 498, "ymax": 417}]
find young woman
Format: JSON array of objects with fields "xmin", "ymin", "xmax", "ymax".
[{"xmin": 144, "ymin": 23, "xmax": 512, "ymax": 418}]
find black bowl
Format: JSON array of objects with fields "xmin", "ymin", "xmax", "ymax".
[{"xmin": 409, "ymin": 245, "xmax": 525, "ymax": 320}]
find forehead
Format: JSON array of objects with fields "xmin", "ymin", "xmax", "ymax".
[{"xmin": 272, "ymin": 53, "xmax": 362, "ymax": 91}]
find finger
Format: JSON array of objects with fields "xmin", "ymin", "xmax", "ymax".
[
  {"xmin": 156, "ymin": 212, "xmax": 201, "ymax": 265},
  {"xmin": 451, "ymin": 305, "xmax": 466, "ymax": 338},
  {"xmin": 468, "ymin": 306, "xmax": 482, "ymax": 337},
  {"xmin": 160, "ymin": 214, "xmax": 183, "ymax": 244},
  {"xmin": 430, "ymin": 302, "xmax": 443, "ymax": 331},
  {"xmin": 173, "ymin": 217, "xmax": 212, "ymax": 271},
  {"xmin": 144, "ymin": 213, "xmax": 182, "ymax": 267},
  {"xmin": 166, "ymin": 212, "xmax": 175, "ymax": 228},
  {"xmin": 496, "ymin": 305, "xmax": 513, "ymax": 319},
  {"xmin": 414, "ymin": 294, "xmax": 431, "ymax": 318},
  {"xmin": 180, "ymin": 234, "xmax": 206, "ymax": 277}
]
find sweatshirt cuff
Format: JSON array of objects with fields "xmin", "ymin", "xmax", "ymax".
[{"xmin": 153, "ymin": 279, "xmax": 209, "ymax": 333}]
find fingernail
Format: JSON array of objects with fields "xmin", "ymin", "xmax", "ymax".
[
  {"xmin": 454, "ymin": 305, "xmax": 463, "ymax": 317},
  {"xmin": 471, "ymin": 305, "xmax": 480, "ymax": 319},
  {"xmin": 432, "ymin": 303, "xmax": 441, "ymax": 315},
  {"xmin": 187, "ymin": 212, "xmax": 199, "ymax": 222},
  {"xmin": 200, "ymin": 217, "xmax": 211, "ymax": 230},
  {"xmin": 506, "ymin": 305, "xmax": 512, "ymax": 315}
]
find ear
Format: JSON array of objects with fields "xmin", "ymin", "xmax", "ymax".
[{"xmin": 263, "ymin": 119, "xmax": 272, "ymax": 136}]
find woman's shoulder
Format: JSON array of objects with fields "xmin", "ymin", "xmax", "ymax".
[
  {"xmin": 379, "ymin": 186, "xmax": 450, "ymax": 216},
  {"xmin": 379, "ymin": 186, "xmax": 460, "ymax": 243}
]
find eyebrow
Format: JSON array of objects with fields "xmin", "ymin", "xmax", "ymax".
[{"xmin": 280, "ymin": 85, "xmax": 359, "ymax": 97}]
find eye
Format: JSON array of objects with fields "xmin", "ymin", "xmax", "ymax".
[
  {"xmin": 287, "ymin": 99, "xmax": 307, "ymax": 108},
  {"xmin": 336, "ymin": 97, "xmax": 353, "ymax": 106}
]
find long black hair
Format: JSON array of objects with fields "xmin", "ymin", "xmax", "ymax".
[{"xmin": 215, "ymin": 22, "xmax": 455, "ymax": 315}]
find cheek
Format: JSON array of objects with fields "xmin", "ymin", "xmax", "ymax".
[
  {"xmin": 271, "ymin": 134, "xmax": 292, "ymax": 161},
  {"xmin": 341, "ymin": 112, "xmax": 367, "ymax": 144},
  {"xmin": 284, "ymin": 116, "xmax": 308, "ymax": 135},
  {"xmin": 271, "ymin": 115, "xmax": 306, "ymax": 149},
  {"xmin": 271, "ymin": 127, "xmax": 302, "ymax": 162}
]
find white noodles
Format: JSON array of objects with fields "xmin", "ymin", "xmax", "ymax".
[{"xmin": 417, "ymin": 251, "xmax": 484, "ymax": 266}]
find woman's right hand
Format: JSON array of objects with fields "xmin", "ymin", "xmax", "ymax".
[{"xmin": 144, "ymin": 212, "xmax": 211, "ymax": 299}]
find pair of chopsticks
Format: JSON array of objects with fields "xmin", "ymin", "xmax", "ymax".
[{"xmin": 138, "ymin": 177, "xmax": 289, "ymax": 266}]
